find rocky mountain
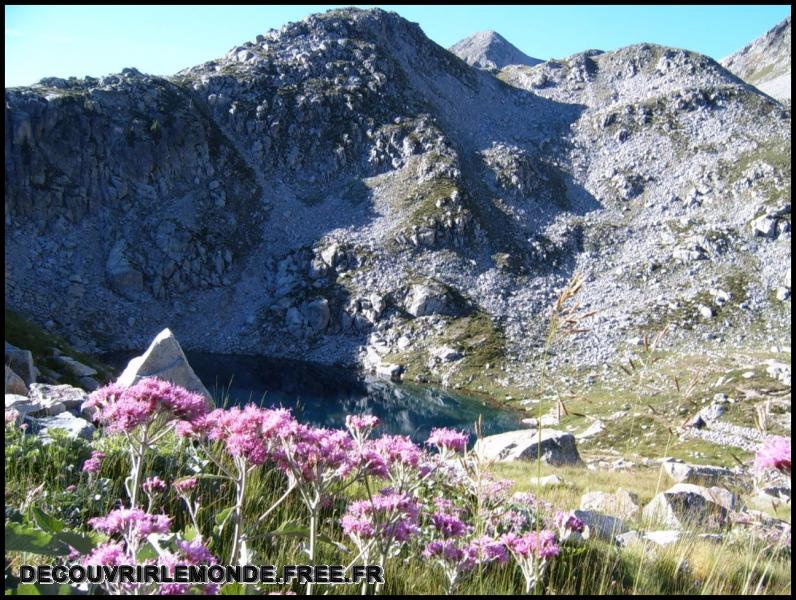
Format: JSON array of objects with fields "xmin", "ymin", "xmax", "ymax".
[
  {"xmin": 721, "ymin": 16, "xmax": 791, "ymax": 102},
  {"xmin": 4, "ymin": 8, "xmax": 791, "ymax": 397},
  {"xmin": 449, "ymin": 30, "xmax": 543, "ymax": 71}
]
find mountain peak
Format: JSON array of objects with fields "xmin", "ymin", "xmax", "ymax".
[
  {"xmin": 449, "ymin": 30, "xmax": 542, "ymax": 71},
  {"xmin": 721, "ymin": 16, "xmax": 791, "ymax": 102}
]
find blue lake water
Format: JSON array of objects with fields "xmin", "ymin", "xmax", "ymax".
[{"xmin": 106, "ymin": 353, "xmax": 525, "ymax": 443}]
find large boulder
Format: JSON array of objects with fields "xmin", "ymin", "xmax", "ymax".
[
  {"xmin": 643, "ymin": 483, "xmax": 735, "ymax": 530},
  {"xmin": 117, "ymin": 328, "xmax": 213, "ymax": 405},
  {"xmin": 404, "ymin": 283, "xmax": 460, "ymax": 317},
  {"xmin": 5, "ymin": 342, "xmax": 36, "ymax": 385},
  {"xmin": 663, "ymin": 462, "xmax": 740, "ymax": 488},
  {"xmin": 474, "ymin": 429, "xmax": 582, "ymax": 465},
  {"xmin": 580, "ymin": 488, "xmax": 640, "ymax": 519},
  {"xmin": 5, "ymin": 365, "xmax": 28, "ymax": 395}
]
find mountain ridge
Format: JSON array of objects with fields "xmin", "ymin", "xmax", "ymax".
[
  {"xmin": 721, "ymin": 15, "xmax": 791, "ymax": 102},
  {"xmin": 4, "ymin": 7, "xmax": 791, "ymax": 398}
]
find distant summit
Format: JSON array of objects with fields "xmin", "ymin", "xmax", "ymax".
[
  {"xmin": 449, "ymin": 30, "xmax": 542, "ymax": 71},
  {"xmin": 721, "ymin": 16, "xmax": 791, "ymax": 102}
]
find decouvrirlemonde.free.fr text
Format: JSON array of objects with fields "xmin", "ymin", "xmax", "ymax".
[{"xmin": 19, "ymin": 564, "xmax": 384, "ymax": 586}]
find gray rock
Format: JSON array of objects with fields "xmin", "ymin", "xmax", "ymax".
[
  {"xmin": 5, "ymin": 394, "xmax": 40, "ymax": 420},
  {"xmin": 375, "ymin": 363, "xmax": 403, "ymax": 382},
  {"xmin": 29, "ymin": 383, "xmax": 88, "ymax": 412},
  {"xmin": 573, "ymin": 509, "xmax": 629, "ymax": 542},
  {"xmin": 116, "ymin": 328, "xmax": 213, "ymax": 405},
  {"xmin": 617, "ymin": 530, "xmax": 681, "ymax": 547},
  {"xmin": 663, "ymin": 462, "xmax": 738, "ymax": 487},
  {"xmin": 643, "ymin": 483, "xmax": 734, "ymax": 530},
  {"xmin": 474, "ymin": 429, "xmax": 582, "ymax": 465},
  {"xmin": 79, "ymin": 376, "xmax": 101, "ymax": 392},
  {"xmin": 5, "ymin": 365, "xmax": 28, "ymax": 396},
  {"xmin": 751, "ymin": 215, "xmax": 778, "ymax": 239},
  {"xmin": 53, "ymin": 355, "xmax": 98, "ymax": 378},
  {"xmin": 301, "ymin": 298, "xmax": 330, "ymax": 332},
  {"xmin": 405, "ymin": 284, "xmax": 458, "ymax": 317},
  {"xmin": 28, "ymin": 412, "xmax": 95, "ymax": 442},
  {"xmin": 5, "ymin": 343, "xmax": 36, "ymax": 385},
  {"xmin": 576, "ymin": 420, "xmax": 605, "ymax": 439},
  {"xmin": 580, "ymin": 488, "xmax": 640, "ymax": 519},
  {"xmin": 430, "ymin": 346, "xmax": 463, "ymax": 362}
]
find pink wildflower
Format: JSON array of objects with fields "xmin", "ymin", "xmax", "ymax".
[
  {"xmin": 754, "ymin": 436, "xmax": 791, "ymax": 475},
  {"xmin": 432, "ymin": 512, "xmax": 470, "ymax": 539},
  {"xmin": 345, "ymin": 414, "xmax": 380, "ymax": 433},
  {"xmin": 426, "ymin": 428, "xmax": 468, "ymax": 454},
  {"xmin": 88, "ymin": 508, "xmax": 172, "ymax": 539},
  {"xmin": 143, "ymin": 476, "xmax": 167, "ymax": 493},
  {"xmin": 372, "ymin": 435, "xmax": 423, "ymax": 468},
  {"xmin": 82, "ymin": 542, "xmax": 130, "ymax": 566},
  {"xmin": 174, "ymin": 478, "xmax": 198, "ymax": 493},
  {"xmin": 502, "ymin": 530, "xmax": 560, "ymax": 560},
  {"xmin": 82, "ymin": 451, "xmax": 106, "ymax": 474},
  {"xmin": 176, "ymin": 539, "xmax": 216, "ymax": 564},
  {"xmin": 83, "ymin": 379, "xmax": 208, "ymax": 434},
  {"xmin": 466, "ymin": 535, "xmax": 509, "ymax": 565},
  {"xmin": 340, "ymin": 491, "xmax": 420, "ymax": 544},
  {"xmin": 5, "ymin": 408, "xmax": 20, "ymax": 425}
]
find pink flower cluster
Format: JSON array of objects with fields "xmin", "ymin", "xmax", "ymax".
[
  {"xmin": 341, "ymin": 491, "xmax": 420, "ymax": 543},
  {"xmin": 371, "ymin": 435, "xmax": 423, "ymax": 469},
  {"xmin": 423, "ymin": 536, "xmax": 507, "ymax": 572},
  {"xmin": 431, "ymin": 511, "xmax": 470, "ymax": 539},
  {"xmin": 174, "ymin": 478, "xmax": 198, "ymax": 493},
  {"xmin": 82, "ymin": 451, "xmax": 106, "ymax": 474},
  {"xmin": 345, "ymin": 414, "xmax": 380, "ymax": 433},
  {"xmin": 143, "ymin": 476, "xmax": 167, "ymax": 493},
  {"xmin": 754, "ymin": 436, "xmax": 791, "ymax": 475},
  {"xmin": 426, "ymin": 428, "xmax": 469, "ymax": 454},
  {"xmin": 83, "ymin": 542, "xmax": 130, "ymax": 566},
  {"xmin": 555, "ymin": 511, "xmax": 585, "ymax": 533},
  {"xmin": 88, "ymin": 508, "xmax": 172, "ymax": 539},
  {"xmin": 275, "ymin": 424, "xmax": 356, "ymax": 483},
  {"xmin": 175, "ymin": 539, "xmax": 217, "ymax": 564},
  {"xmin": 5, "ymin": 408, "xmax": 20, "ymax": 425},
  {"xmin": 502, "ymin": 530, "xmax": 560, "ymax": 560},
  {"xmin": 83, "ymin": 379, "xmax": 207, "ymax": 433}
]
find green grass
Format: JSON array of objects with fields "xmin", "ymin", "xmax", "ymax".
[{"xmin": 4, "ymin": 309, "xmax": 113, "ymax": 387}]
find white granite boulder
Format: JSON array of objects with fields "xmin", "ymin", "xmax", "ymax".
[
  {"xmin": 117, "ymin": 328, "xmax": 213, "ymax": 405},
  {"xmin": 643, "ymin": 483, "xmax": 735, "ymax": 530},
  {"xmin": 474, "ymin": 429, "xmax": 582, "ymax": 465},
  {"xmin": 580, "ymin": 488, "xmax": 640, "ymax": 520}
]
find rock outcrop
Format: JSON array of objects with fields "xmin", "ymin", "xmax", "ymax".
[
  {"xmin": 643, "ymin": 483, "xmax": 736, "ymax": 530},
  {"xmin": 474, "ymin": 429, "xmax": 582, "ymax": 465},
  {"xmin": 116, "ymin": 328, "xmax": 213, "ymax": 404}
]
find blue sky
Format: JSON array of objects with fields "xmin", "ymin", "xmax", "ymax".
[{"xmin": 5, "ymin": 5, "xmax": 791, "ymax": 87}]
